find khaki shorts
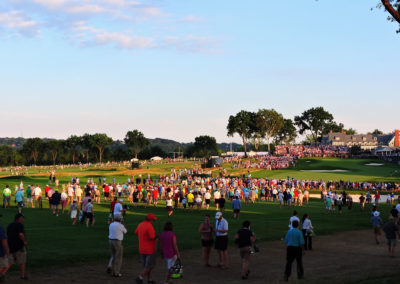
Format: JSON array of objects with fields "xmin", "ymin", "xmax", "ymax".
[
  {"xmin": 9, "ymin": 248, "xmax": 26, "ymax": 265},
  {"xmin": 239, "ymin": 247, "xmax": 251, "ymax": 260},
  {"xmin": 0, "ymin": 256, "xmax": 8, "ymax": 268}
]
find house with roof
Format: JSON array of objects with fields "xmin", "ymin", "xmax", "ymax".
[{"xmin": 321, "ymin": 130, "xmax": 399, "ymax": 151}]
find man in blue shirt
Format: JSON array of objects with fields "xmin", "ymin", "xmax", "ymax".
[
  {"xmin": 284, "ymin": 220, "xmax": 305, "ymax": 281},
  {"xmin": 232, "ymin": 196, "xmax": 242, "ymax": 219}
]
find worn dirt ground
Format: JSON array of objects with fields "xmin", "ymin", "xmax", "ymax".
[{"xmin": 6, "ymin": 229, "xmax": 400, "ymax": 284}]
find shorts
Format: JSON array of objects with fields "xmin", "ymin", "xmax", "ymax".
[
  {"xmin": 17, "ymin": 201, "xmax": 24, "ymax": 208},
  {"xmin": 86, "ymin": 212, "xmax": 94, "ymax": 222},
  {"xmin": 214, "ymin": 199, "xmax": 220, "ymax": 205},
  {"xmin": 215, "ymin": 236, "xmax": 228, "ymax": 251},
  {"xmin": 205, "ymin": 199, "xmax": 210, "ymax": 205},
  {"xmin": 153, "ymin": 198, "xmax": 158, "ymax": 202},
  {"xmin": 233, "ymin": 209, "xmax": 240, "ymax": 214},
  {"xmin": 166, "ymin": 206, "xmax": 173, "ymax": 212},
  {"xmin": 104, "ymin": 192, "xmax": 109, "ymax": 197},
  {"xmin": 26, "ymin": 198, "xmax": 32, "ymax": 203},
  {"xmin": 201, "ymin": 239, "xmax": 214, "ymax": 247},
  {"xmin": 8, "ymin": 247, "xmax": 26, "ymax": 265},
  {"xmin": 239, "ymin": 247, "xmax": 251, "ymax": 260},
  {"xmin": 141, "ymin": 254, "xmax": 156, "ymax": 268},
  {"xmin": 387, "ymin": 238, "xmax": 396, "ymax": 247},
  {"xmin": 374, "ymin": 227, "xmax": 381, "ymax": 235},
  {"xmin": 0, "ymin": 256, "xmax": 8, "ymax": 268},
  {"xmin": 188, "ymin": 202, "xmax": 194, "ymax": 207},
  {"xmin": 166, "ymin": 255, "xmax": 177, "ymax": 269},
  {"xmin": 71, "ymin": 210, "xmax": 78, "ymax": 219}
]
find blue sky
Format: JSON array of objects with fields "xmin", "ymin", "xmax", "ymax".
[{"xmin": 0, "ymin": 0, "xmax": 399, "ymax": 143}]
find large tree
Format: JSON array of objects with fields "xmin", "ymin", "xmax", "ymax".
[
  {"xmin": 294, "ymin": 107, "xmax": 334, "ymax": 144},
  {"xmin": 91, "ymin": 133, "xmax": 113, "ymax": 163},
  {"xmin": 275, "ymin": 119, "xmax": 297, "ymax": 145},
  {"xmin": 124, "ymin": 130, "xmax": 149, "ymax": 159},
  {"xmin": 81, "ymin": 134, "xmax": 93, "ymax": 164},
  {"xmin": 45, "ymin": 139, "xmax": 64, "ymax": 165},
  {"xmin": 255, "ymin": 109, "xmax": 284, "ymax": 153},
  {"xmin": 22, "ymin": 138, "xmax": 43, "ymax": 165},
  {"xmin": 66, "ymin": 135, "xmax": 81, "ymax": 164},
  {"xmin": 227, "ymin": 110, "xmax": 256, "ymax": 157},
  {"xmin": 193, "ymin": 135, "xmax": 219, "ymax": 158}
]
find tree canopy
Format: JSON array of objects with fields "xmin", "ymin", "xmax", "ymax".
[
  {"xmin": 227, "ymin": 110, "xmax": 257, "ymax": 156},
  {"xmin": 294, "ymin": 107, "xmax": 334, "ymax": 144},
  {"xmin": 124, "ymin": 130, "xmax": 149, "ymax": 159},
  {"xmin": 193, "ymin": 135, "xmax": 219, "ymax": 158}
]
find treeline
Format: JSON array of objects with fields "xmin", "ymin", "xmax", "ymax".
[
  {"xmin": 0, "ymin": 131, "xmax": 239, "ymax": 167},
  {"xmin": 227, "ymin": 106, "xmax": 359, "ymax": 153}
]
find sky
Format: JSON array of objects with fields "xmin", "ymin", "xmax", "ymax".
[{"xmin": 0, "ymin": 0, "xmax": 399, "ymax": 143}]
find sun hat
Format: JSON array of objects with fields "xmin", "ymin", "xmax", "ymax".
[
  {"xmin": 373, "ymin": 211, "xmax": 380, "ymax": 217},
  {"xmin": 215, "ymin": 212, "xmax": 222, "ymax": 219},
  {"xmin": 146, "ymin": 213, "xmax": 158, "ymax": 221}
]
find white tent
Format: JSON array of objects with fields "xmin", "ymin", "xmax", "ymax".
[{"xmin": 150, "ymin": 156, "xmax": 163, "ymax": 161}]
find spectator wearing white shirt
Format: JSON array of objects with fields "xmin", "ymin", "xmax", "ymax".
[
  {"xmin": 34, "ymin": 185, "xmax": 42, "ymax": 208},
  {"xmin": 301, "ymin": 214, "xmax": 313, "ymax": 250},
  {"xmin": 289, "ymin": 211, "xmax": 300, "ymax": 229},
  {"xmin": 107, "ymin": 214, "xmax": 127, "ymax": 277},
  {"xmin": 113, "ymin": 199, "xmax": 126, "ymax": 220},
  {"xmin": 215, "ymin": 212, "xmax": 229, "ymax": 269}
]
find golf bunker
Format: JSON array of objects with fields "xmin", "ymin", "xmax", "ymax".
[{"xmin": 365, "ymin": 163, "xmax": 384, "ymax": 166}]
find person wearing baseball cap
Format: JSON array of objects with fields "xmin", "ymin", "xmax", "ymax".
[
  {"xmin": 214, "ymin": 211, "xmax": 229, "ymax": 269},
  {"xmin": 135, "ymin": 213, "xmax": 158, "ymax": 284},
  {"xmin": 371, "ymin": 211, "xmax": 382, "ymax": 244}
]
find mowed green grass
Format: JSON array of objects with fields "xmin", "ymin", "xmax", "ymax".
[
  {"xmin": 0, "ymin": 198, "xmax": 392, "ymax": 270},
  {"xmin": 250, "ymin": 158, "xmax": 400, "ymax": 182}
]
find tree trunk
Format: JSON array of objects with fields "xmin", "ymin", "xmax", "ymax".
[
  {"xmin": 52, "ymin": 152, "xmax": 57, "ymax": 165},
  {"xmin": 98, "ymin": 146, "xmax": 102, "ymax": 163},
  {"xmin": 242, "ymin": 135, "xmax": 247, "ymax": 157},
  {"xmin": 72, "ymin": 153, "xmax": 76, "ymax": 164},
  {"xmin": 382, "ymin": 0, "xmax": 400, "ymax": 24},
  {"xmin": 266, "ymin": 136, "xmax": 271, "ymax": 153},
  {"xmin": 86, "ymin": 150, "xmax": 89, "ymax": 164}
]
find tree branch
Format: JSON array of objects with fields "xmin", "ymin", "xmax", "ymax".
[{"xmin": 382, "ymin": 0, "xmax": 400, "ymax": 24}]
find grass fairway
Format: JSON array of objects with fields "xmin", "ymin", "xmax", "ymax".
[
  {"xmin": 0, "ymin": 158, "xmax": 398, "ymax": 271},
  {"xmin": 0, "ymin": 198, "xmax": 392, "ymax": 270},
  {"xmin": 249, "ymin": 158, "xmax": 400, "ymax": 182}
]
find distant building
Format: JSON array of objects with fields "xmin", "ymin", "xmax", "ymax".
[{"xmin": 321, "ymin": 130, "xmax": 400, "ymax": 151}]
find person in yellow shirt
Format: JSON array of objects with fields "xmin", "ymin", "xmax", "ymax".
[{"xmin": 187, "ymin": 192, "xmax": 195, "ymax": 211}]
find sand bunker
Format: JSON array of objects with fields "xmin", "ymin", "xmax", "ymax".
[
  {"xmin": 365, "ymin": 163, "xmax": 383, "ymax": 166},
  {"xmin": 301, "ymin": 169, "xmax": 349, "ymax": 172}
]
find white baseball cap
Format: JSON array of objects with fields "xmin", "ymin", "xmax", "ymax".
[{"xmin": 215, "ymin": 212, "xmax": 222, "ymax": 219}]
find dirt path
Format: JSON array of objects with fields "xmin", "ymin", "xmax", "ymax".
[{"xmin": 6, "ymin": 229, "xmax": 400, "ymax": 284}]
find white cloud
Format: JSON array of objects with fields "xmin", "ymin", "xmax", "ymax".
[
  {"xmin": 1, "ymin": 0, "xmax": 221, "ymax": 53},
  {"xmin": 66, "ymin": 4, "xmax": 106, "ymax": 14},
  {"xmin": 94, "ymin": 31, "xmax": 154, "ymax": 49},
  {"xmin": 0, "ymin": 10, "xmax": 40, "ymax": 36}
]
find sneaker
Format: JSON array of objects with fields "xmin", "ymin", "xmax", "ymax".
[{"xmin": 113, "ymin": 273, "xmax": 122, "ymax": 277}]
